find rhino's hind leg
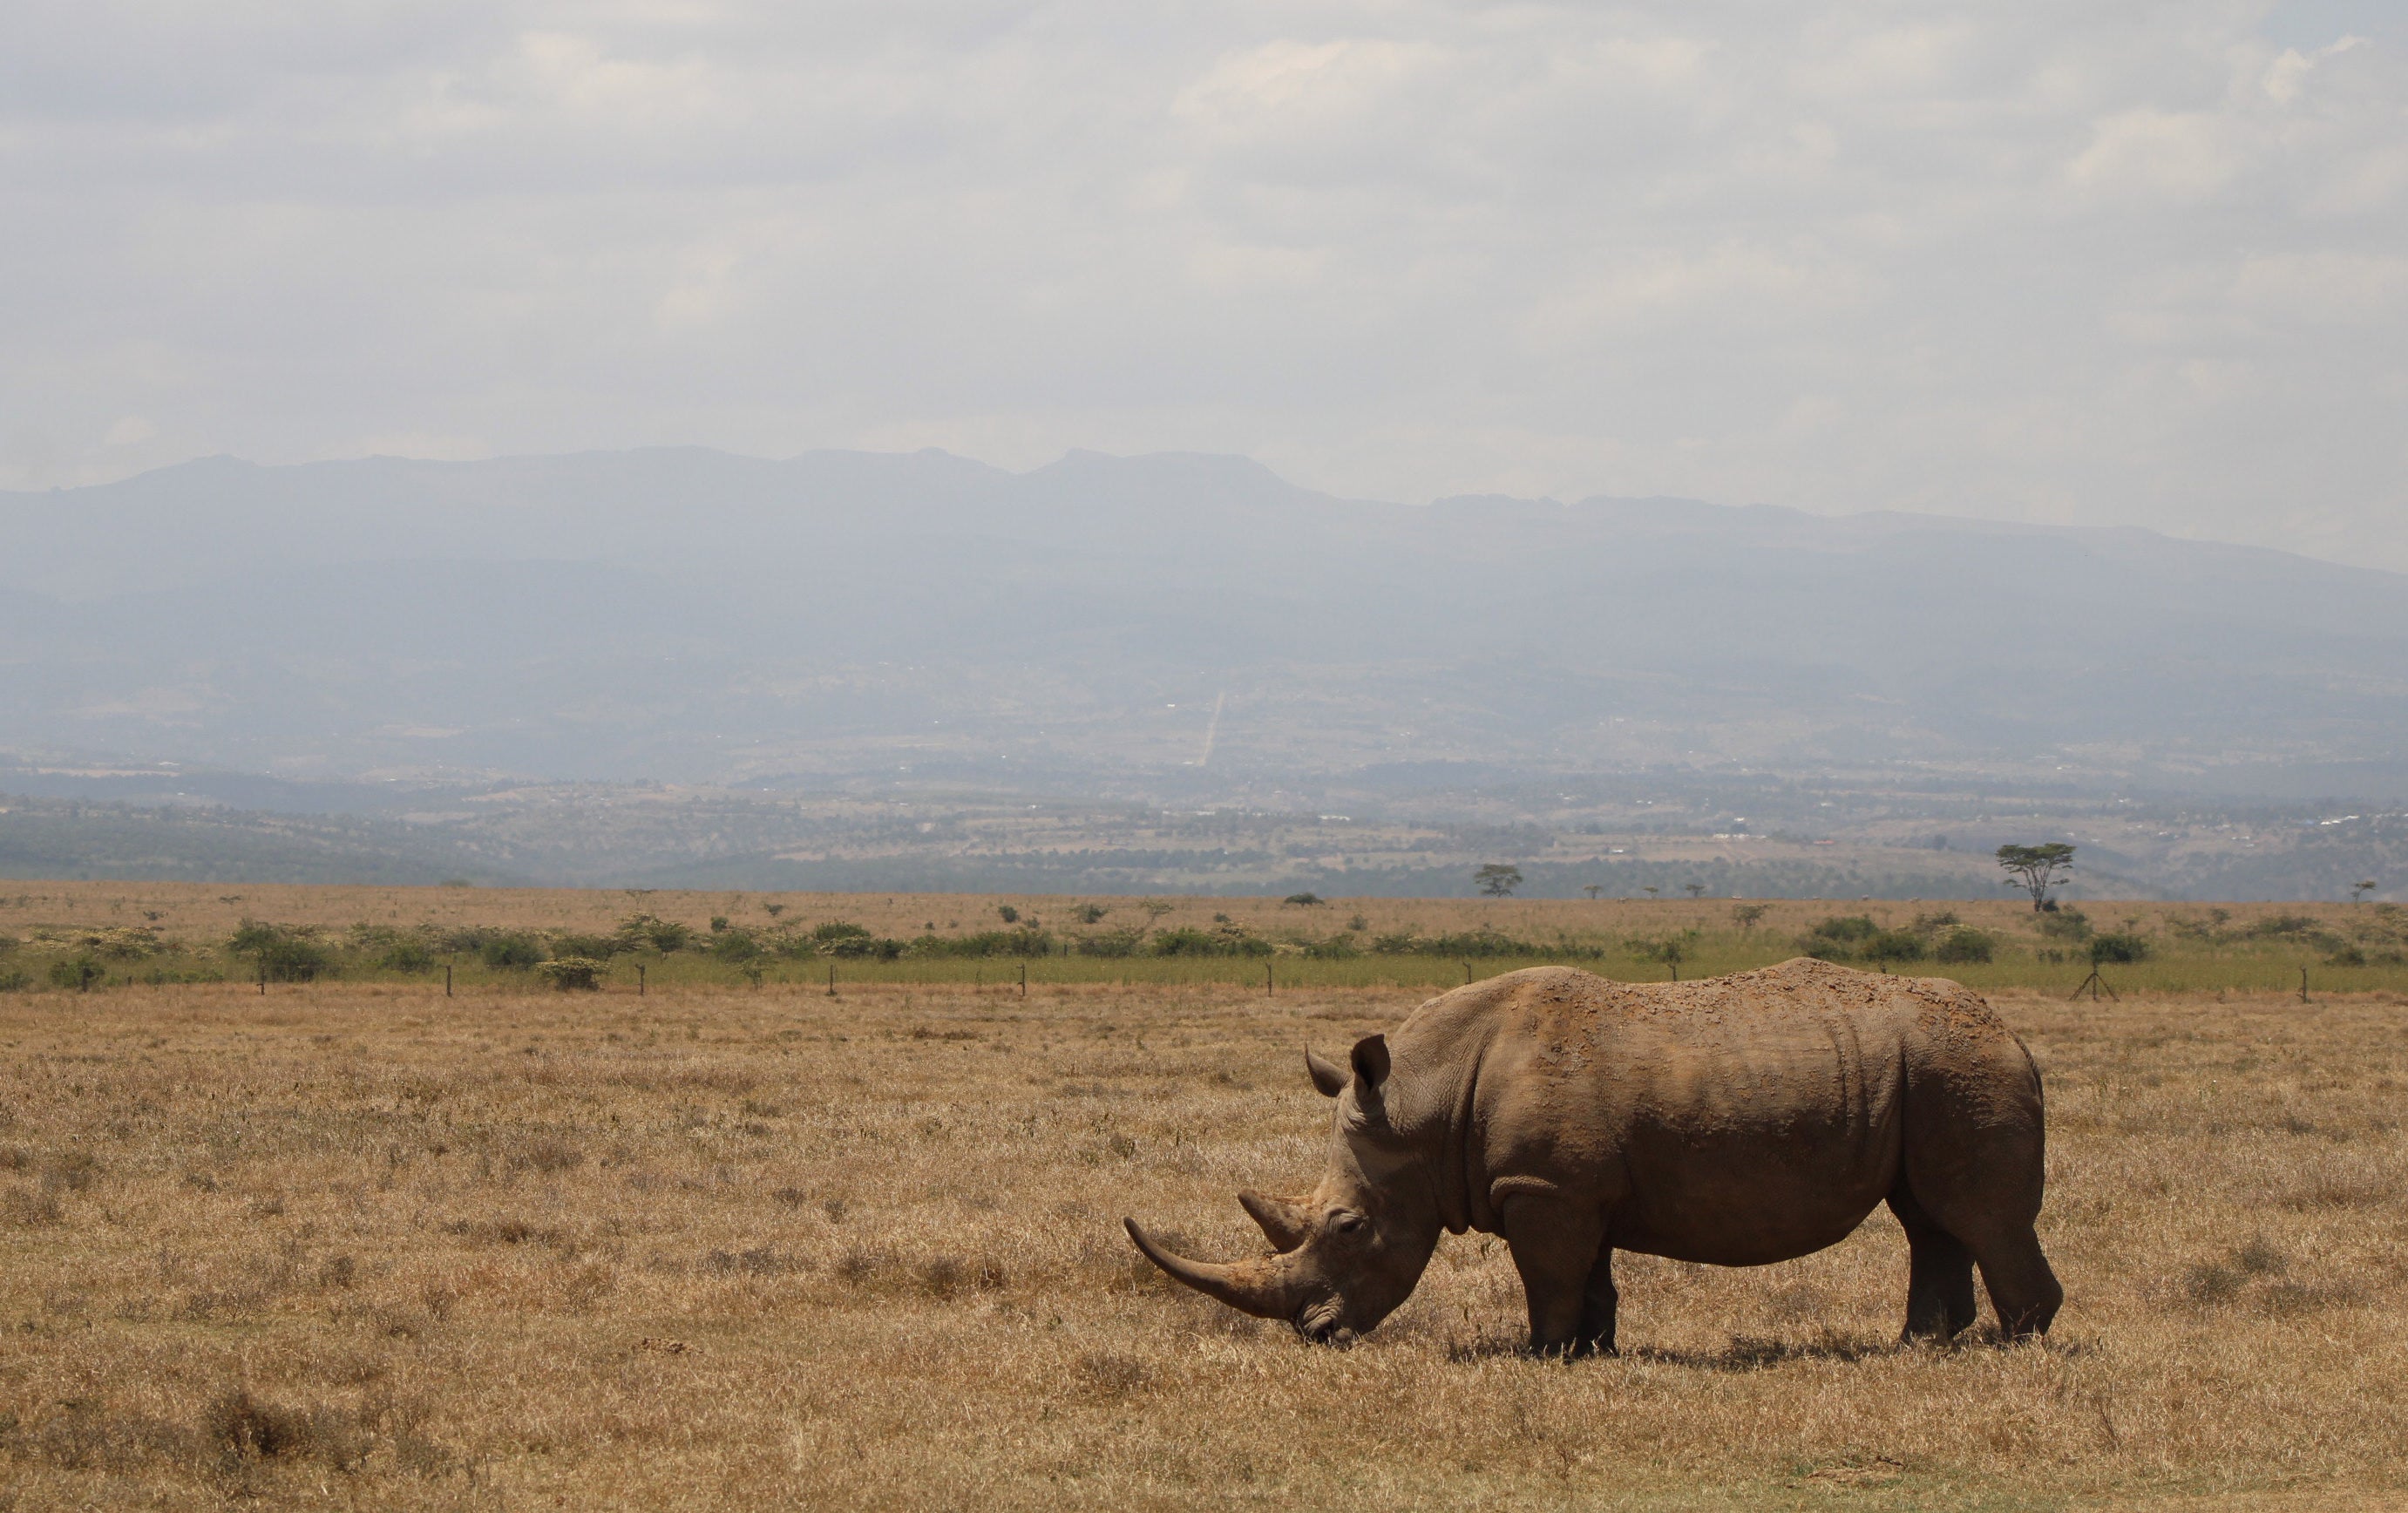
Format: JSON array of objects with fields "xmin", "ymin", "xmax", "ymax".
[
  {"xmin": 1889, "ymin": 1184, "xmax": 1977, "ymax": 1340},
  {"xmin": 1970, "ymin": 1227, "xmax": 2062, "ymax": 1340},
  {"xmin": 1577, "ymin": 1247, "xmax": 1618, "ymax": 1357}
]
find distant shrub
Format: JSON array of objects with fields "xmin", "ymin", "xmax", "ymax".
[
  {"xmin": 2038, "ymin": 906, "xmax": 2093, "ymax": 942},
  {"xmin": 378, "ymin": 940, "xmax": 439, "ymax": 973},
  {"xmin": 478, "ymin": 933, "xmax": 546, "ymax": 970},
  {"xmin": 1861, "ymin": 929, "xmax": 1926, "ymax": 965},
  {"xmin": 2089, "ymin": 931, "xmax": 2150, "ymax": 965},
  {"xmin": 1283, "ymin": 892, "xmax": 1325, "ymax": 906},
  {"xmin": 996, "ymin": 905, "xmax": 1019, "ymax": 924},
  {"xmin": 230, "ymin": 920, "xmax": 334, "ymax": 981},
  {"xmin": 2246, "ymin": 913, "xmax": 2322, "ymax": 940},
  {"xmin": 921, "ymin": 929, "xmax": 1046, "ymax": 960},
  {"xmin": 1073, "ymin": 904, "xmax": 1110, "ymax": 924},
  {"xmin": 1934, "ymin": 927, "xmax": 1996, "ymax": 964},
  {"xmin": 710, "ymin": 929, "xmax": 766, "ymax": 964},
  {"xmin": 1151, "ymin": 926, "xmax": 1272, "ymax": 958},
  {"xmin": 49, "ymin": 957, "xmax": 103, "ymax": 991},
  {"xmin": 1072, "ymin": 929, "xmax": 1147, "ymax": 958},
  {"xmin": 552, "ymin": 933, "xmax": 622, "ymax": 960},
  {"xmin": 614, "ymin": 914, "xmax": 693, "ymax": 953},
  {"xmin": 814, "ymin": 921, "xmax": 908, "ymax": 960},
  {"xmin": 78, "ymin": 926, "xmax": 164, "ymax": 960},
  {"xmin": 1301, "ymin": 933, "xmax": 1360, "ymax": 960},
  {"xmin": 535, "ymin": 957, "xmax": 607, "ymax": 992}
]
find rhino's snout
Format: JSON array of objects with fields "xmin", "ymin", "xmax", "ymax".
[{"xmin": 1294, "ymin": 1304, "xmax": 1357, "ymax": 1347}]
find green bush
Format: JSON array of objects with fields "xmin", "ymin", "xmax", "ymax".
[
  {"xmin": 379, "ymin": 940, "xmax": 439, "ymax": 973},
  {"xmin": 535, "ymin": 957, "xmax": 607, "ymax": 992},
  {"xmin": 1072, "ymin": 929, "xmax": 1147, "ymax": 958},
  {"xmin": 614, "ymin": 915, "xmax": 693, "ymax": 953},
  {"xmin": 229, "ymin": 921, "xmax": 334, "ymax": 981},
  {"xmin": 917, "ymin": 929, "xmax": 1046, "ymax": 959},
  {"xmin": 1935, "ymin": 927, "xmax": 1996, "ymax": 964},
  {"xmin": 1301, "ymin": 933, "xmax": 1360, "ymax": 960},
  {"xmin": 478, "ymin": 933, "xmax": 546, "ymax": 970},
  {"xmin": 711, "ymin": 929, "xmax": 769, "ymax": 963},
  {"xmin": 2038, "ymin": 906, "xmax": 2094, "ymax": 942},
  {"xmin": 2089, "ymin": 931, "xmax": 2150, "ymax": 965},
  {"xmin": 552, "ymin": 933, "xmax": 622, "ymax": 960},
  {"xmin": 48, "ymin": 957, "xmax": 103, "ymax": 991},
  {"xmin": 1151, "ymin": 926, "xmax": 1272, "ymax": 958},
  {"xmin": 1861, "ymin": 929, "xmax": 1926, "ymax": 964}
]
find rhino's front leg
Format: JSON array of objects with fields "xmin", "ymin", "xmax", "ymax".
[{"xmin": 1498, "ymin": 1191, "xmax": 1607, "ymax": 1355}]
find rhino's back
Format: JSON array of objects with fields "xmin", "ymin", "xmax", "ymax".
[{"xmin": 1419, "ymin": 959, "xmax": 2034, "ymax": 1262}]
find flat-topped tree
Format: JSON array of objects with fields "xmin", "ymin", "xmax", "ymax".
[
  {"xmin": 1474, "ymin": 864, "xmax": 1523, "ymax": 899},
  {"xmin": 1997, "ymin": 843, "xmax": 2076, "ymax": 912}
]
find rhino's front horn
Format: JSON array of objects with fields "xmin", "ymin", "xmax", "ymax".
[
  {"xmin": 1123, "ymin": 1218, "xmax": 1309, "ymax": 1320},
  {"xmin": 1238, "ymin": 1190, "xmax": 1314, "ymax": 1252}
]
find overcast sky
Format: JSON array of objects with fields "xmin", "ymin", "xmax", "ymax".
[{"xmin": 5, "ymin": 2, "xmax": 2405, "ymax": 567}]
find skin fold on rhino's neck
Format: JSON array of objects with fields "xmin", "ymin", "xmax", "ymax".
[{"xmin": 1360, "ymin": 1002, "xmax": 1499, "ymax": 1239}]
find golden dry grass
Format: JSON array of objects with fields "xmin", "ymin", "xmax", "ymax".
[{"xmin": 2, "ymin": 969, "xmax": 2405, "ymax": 1510}]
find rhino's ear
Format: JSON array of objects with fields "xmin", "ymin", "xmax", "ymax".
[
  {"xmin": 1306, "ymin": 1047, "xmax": 1348, "ymax": 1098},
  {"xmin": 1350, "ymin": 1034, "xmax": 1391, "ymax": 1091}
]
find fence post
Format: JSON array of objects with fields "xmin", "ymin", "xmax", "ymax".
[
  {"xmin": 2300, "ymin": 965, "xmax": 2310, "ymax": 1004},
  {"xmin": 258, "ymin": 957, "xmax": 267, "ymax": 995},
  {"xmin": 1020, "ymin": 962, "xmax": 1028, "ymax": 999},
  {"xmin": 637, "ymin": 963, "xmax": 645, "ymax": 998},
  {"xmin": 827, "ymin": 963, "xmax": 838, "ymax": 999},
  {"xmin": 444, "ymin": 963, "xmax": 453, "ymax": 999}
]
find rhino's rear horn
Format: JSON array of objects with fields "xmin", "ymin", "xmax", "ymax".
[
  {"xmin": 1238, "ymin": 1190, "xmax": 1314, "ymax": 1252},
  {"xmin": 1123, "ymin": 1218, "xmax": 1308, "ymax": 1320}
]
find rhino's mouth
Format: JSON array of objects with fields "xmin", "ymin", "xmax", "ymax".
[{"xmin": 1294, "ymin": 1301, "xmax": 1355, "ymax": 1347}]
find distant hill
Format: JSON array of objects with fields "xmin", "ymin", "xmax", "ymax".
[{"xmin": 7, "ymin": 448, "xmax": 2408, "ymax": 797}]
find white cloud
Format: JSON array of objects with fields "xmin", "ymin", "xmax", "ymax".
[{"xmin": 2, "ymin": 1, "xmax": 2405, "ymax": 567}]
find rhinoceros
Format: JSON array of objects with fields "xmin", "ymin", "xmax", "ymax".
[{"xmin": 1124, "ymin": 958, "xmax": 2061, "ymax": 1353}]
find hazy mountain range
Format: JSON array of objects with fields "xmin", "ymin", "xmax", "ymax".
[{"xmin": 5, "ymin": 446, "xmax": 2408, "ymax": 801}]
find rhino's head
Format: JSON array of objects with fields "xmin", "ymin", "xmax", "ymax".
[{"xmin": 1124, "ymin": 1034, "xmax": 1440, "ymax": 1344}]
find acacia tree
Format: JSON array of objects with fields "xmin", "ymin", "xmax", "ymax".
[
  {"xmin": 1474, "ymin": 863, "xmax": 1523, "ymax": 899},
  {"xmin": 1627, "ymin": 930, "xmax": 1700, "ymax": 982},
  {"xmin": 1996, "ymin": 843, "xmax": 2077, "ymax": 912}
]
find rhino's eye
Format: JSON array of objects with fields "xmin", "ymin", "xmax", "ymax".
[{"xmin": 1332, "ymin": 1211, "xmax": 1367, "ymax": 1235}]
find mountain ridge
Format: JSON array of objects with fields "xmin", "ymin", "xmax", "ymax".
[{"xmin": 5, "ymin": 446, "xmax": 2406, "ymax": 797}]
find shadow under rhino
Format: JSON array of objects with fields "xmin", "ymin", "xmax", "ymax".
[{"xmin": 1125, "ymin": 958, "xmax": 2064, "ymax": 1354}]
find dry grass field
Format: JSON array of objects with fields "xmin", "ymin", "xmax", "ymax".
[{"xmin": 3, "ymin": 953, "xmax": 2405, "ymax": 1509}]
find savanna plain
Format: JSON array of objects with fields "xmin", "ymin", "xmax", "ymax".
[{"xmin": 2, "ymin": 887, "xmax": 2405, "ymax": 1510}]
